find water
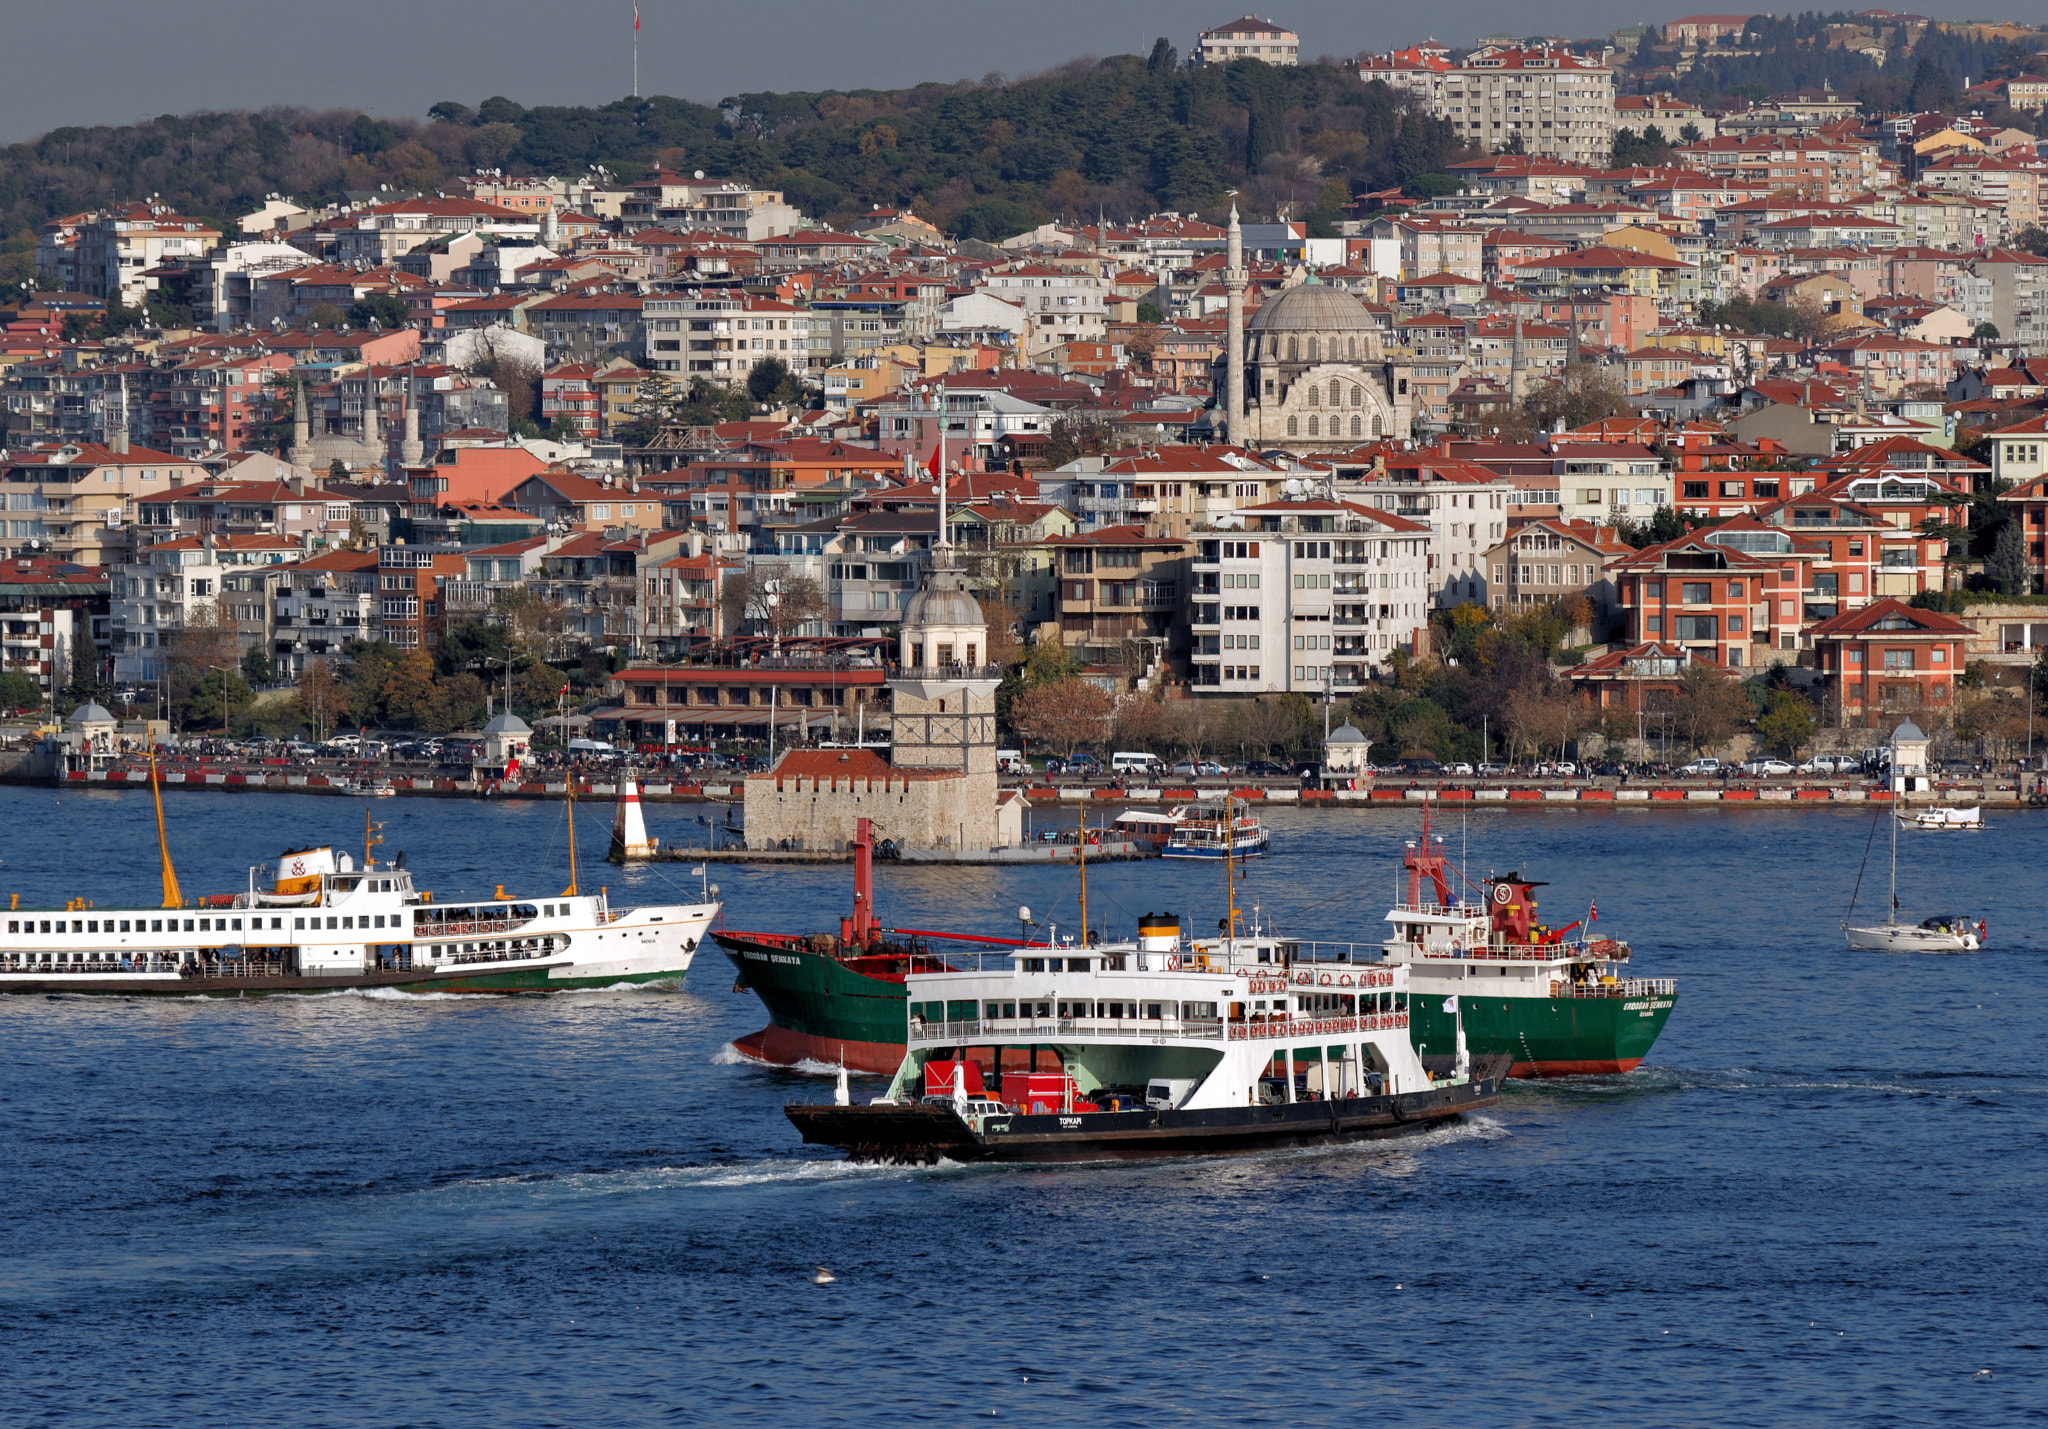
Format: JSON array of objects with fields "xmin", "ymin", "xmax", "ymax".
[{"xmin": 1, "ymin": 786, "xmax": 2043, "ymax": 1426}]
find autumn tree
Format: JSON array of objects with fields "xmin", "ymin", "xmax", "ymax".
[
  {"xmin": 1008, "ymin": 676, "xmax": 1113, "ymax": 757},
  {"xmin": 294, "ymin": 659, "xmax": 342, "ymax": 741},
  {"xmin": 382, "ymin": 648, "xmax": 439, "ymax": 727},
  {"xmin": 719, "ymin": 570, "xmax": 827, "ymax": 648},
  {"xmin": 1667, "ymin": 662, "xmax": 1752, "ymax": 754}
]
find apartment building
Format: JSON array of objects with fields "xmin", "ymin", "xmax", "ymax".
[
  {"xmin": 644, "ymin": 293, "xmax": 826, "ymax": 377},
  {"xmin": 1188, "ymin": 504, "xmax": 1432, "ymax": 696},
  {"xmin": 374, "ymin": 544, "xmax": 470, "ymax": 651},
  {"xmin": 270, "ymin": 549, "xmax": 379, "ymax": 676},
  {"xmin": 1043, "ymin": 525, "xmax": 1190, "ymax": 670},
  {"xmin": 37, "ymin": 205, "xmax": 223, "ymax": 306},
  {"xmin": 1, "ymin": 442, "xmax": 210, "ymax": 567},
  {"xmin": 1328, "ymin": 449, "xmax": 1512, "ymax": 609},
  {"xmin": 979, "ymin": 266, "xmax": 1109, "ymax": 361},
  {"xmin": 0, "ymin": 556, "xmax": 109, "ymax": 703},
  {"xmin": 1193, "ymin": 16, "xmax": 1299, "ymax": 66},
  {"xmin": 110, "ymin": 532, "xmax": 299, "ymax": 684},
  {"xmin": 1368, "ymin": 46, "xmax": 1616, "ymax": 166}
]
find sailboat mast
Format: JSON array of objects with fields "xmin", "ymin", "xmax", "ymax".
[{"xmin": 1887, "ymin": 768, "xmax": 1898, "ymax": 925}]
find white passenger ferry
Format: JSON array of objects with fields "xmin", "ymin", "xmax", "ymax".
[
  {"xmin": 0, "ymin": 774, "xmax": 717, "ymax": 995},
  {"xmin": 786, "ymin": 909, "xmax": 1504, "ymax": 1163}
]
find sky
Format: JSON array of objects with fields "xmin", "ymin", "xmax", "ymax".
[{"xmin": 1, "ymin": 0, "xmax": 2020, "ymax": 143}]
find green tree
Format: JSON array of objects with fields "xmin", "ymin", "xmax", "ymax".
[
  {"xmin": 306, "ymin": 301, "xmax": 346, "ymax": 329},
  {"xmin": 346, "ymin": 293, "xmax": 410, "ymax": 329},
  {"xmin": 381, "ymin": 648, "xmax": 439, "ymax": 727},
  {"xmin": 0, "ymin": 670, "xmax": 44, "ymax": 711},
  {"xmin": 240, "ymin": 646, "xmax": 274, "ymax": 686},
  {"xmin": 1667, "ymin": 662, "xmax": 1752, "ymax": 754},
  {"xmin": 1987, "ymin": 520, "xmax": 2029, "ymax": 595},
  {"xmin": 1756, "ymin": 688, "xmax": 1816, "ymax": 757},
  {"xmin": 62, "ymin": 628, "xmax": 104, "ymax": 706},
  {"xmin": 1972, "ymin": 321, "xmax": 2001, "ymax": 342},
  {"xmin": 183, "ymin": 668, "xmax": 253, "ymax": 734},
  {"xmin": 1135, "ymin": 302, "xmax": 1165, "ymax": 324}
]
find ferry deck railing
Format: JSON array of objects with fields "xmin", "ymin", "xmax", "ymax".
[{"xmin": 909, "ymin": 1013, "xmax": 1415, "ymax": 1045}]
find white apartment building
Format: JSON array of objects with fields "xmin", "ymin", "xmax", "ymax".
[
  {"xmin": 1327, "ymin": 455, "xmax": 1513, "ymax": 609},
  {"xmin": 643, "ymin": 294, "xmax": 824, "ymax": 376},
  {"xmin": 38, "ymin": 205, "xmax": 224, "ymax": 307},
  {"xmin": 1194, "ymin": 16, "xmax": 1299, "ymax": 66},
  {"xmin": 1188, "ymin": 503, "xmax": 1433, "ymax": 697},
  {"xmin": 110, "ymin": 533, "xmax": 299, "ymax": 684},
  {"xmin": 271, "ymin": 552, "xmax": 379, "ymax": 676},
  {"xmin": 1974, "ymin": 250, "xmax": 2047, "ymax": 348},
  {"xmin": 674, "ymin": 185, "xmax": 805, "ymax": 241},
  {"xmin": 1372, "ymin": 45, "xmax": 1616, "ymax": 166},
  {"xmin": 979, "ymin": 265, "xmax": 1108, "ymax": 360}
]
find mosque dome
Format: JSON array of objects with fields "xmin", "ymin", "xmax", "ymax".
[{"xmin": 1246, "ymin": 283, "xmax": 1379, "ymax": 333}]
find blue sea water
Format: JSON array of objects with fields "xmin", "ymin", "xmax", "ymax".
[{"xmin": 0, "ymin": 785, "xmax": 2043, "ymax": 1428}]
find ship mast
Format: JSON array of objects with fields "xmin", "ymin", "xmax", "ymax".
[
  {"xmin": 561, "ymin": 686, "xmax": 580, "ymax": 897},
  {"xmin": 1076, "ymin": 810, "xmax": 1089, "ymax": 946},
  {"xmin": 363, "ymin": 810, "xmax": 383, "ymax": 870},
  {"xmin": 149, "ymin": 743, "xmax": 182, "ymax": 909},
  {"xmin": 1223, "ymin": 794, "xmax": 1238, "ymax": 952}
]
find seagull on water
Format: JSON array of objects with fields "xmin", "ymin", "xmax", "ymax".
[{"xmin": 811, "ymin": 1266, "xmax": 836, "ymax": 1285}]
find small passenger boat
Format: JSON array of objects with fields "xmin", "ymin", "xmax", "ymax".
[{"xmin": 1162, "ymin": 801, "xmax": 1270, "ymax": 859}]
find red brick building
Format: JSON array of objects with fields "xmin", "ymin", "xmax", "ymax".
[{"xmin": 1806, "ymin": 598, "xmax": 1972, "ymax": 726}]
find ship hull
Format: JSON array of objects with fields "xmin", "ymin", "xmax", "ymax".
[
  {"xmin": 0, "ymin": 963, "xmax": 691, "ymax": 997},
  {"xmin": 787, "ymin": 1057, "xmax": 1509, "ymax": 1163},
  {"xmin": 718, "ymin": 934, "xmax": 1048, "ymax": 1075},
  {"xmin": 1404, "ymin": 986, "xmax": 1677, "ymax": 1077}
]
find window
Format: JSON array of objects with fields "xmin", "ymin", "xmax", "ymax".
[
  {"xmin": 1883, "ymin": 649, "xmax": 1915, "ymax": 670},
  {"xmin": 1581, "ymin": 489, "xmax": 1601, "ymax": 504},
  {"xmin": 1720, "ymin": 481, "xmax": 1744, "ymax": 498},
  {"xmin": 1673, "ymin": 615, "xmax": 1717, "ymax": 640},
  {"xmin": 1680, "ymin": 582, "xmax": 1711, "ymax": 604},
  {"xmin": 1682, "ymin": 482, "xmax": 1709, "ymax": 499}
]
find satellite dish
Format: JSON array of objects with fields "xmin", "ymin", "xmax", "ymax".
[{"xmin": 694, "ymin": 170, "xmax": 706, "ymax": 180}]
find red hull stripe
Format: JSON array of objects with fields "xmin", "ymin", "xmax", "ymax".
[
  {"xmin": 1510, "ymin": 1057, "xmax": 1643, "ymax": 1077},
  {"xmin": 729, "ymin": 1026, "xmax": 1054, "ymax": 1077}
]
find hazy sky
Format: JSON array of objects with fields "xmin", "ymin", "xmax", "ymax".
[{"xmin": 1, "ymin": 0, "xmax": 2016, "ymax": 143}]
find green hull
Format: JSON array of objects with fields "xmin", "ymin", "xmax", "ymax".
[
  {"xmin": 717, "ymin": 934, "xmax": 911, "ymax": 1071},
  {"xmin": 1406, "ymin": 989, "xmax": 1677, "ymax": 1076}
]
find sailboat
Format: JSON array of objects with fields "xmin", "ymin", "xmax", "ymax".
[{"xmin": 1844, "ymin": 770, "xmax": 1983, "ymax": 953}]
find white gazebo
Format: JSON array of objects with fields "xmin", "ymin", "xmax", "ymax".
[
  {"xmin": 481, "ymin": 711, "xmax": 533, "ymax": 766},
  {"xmin": 1323, "ymin": 722, "xmax": 1373, "ymax": 779}
]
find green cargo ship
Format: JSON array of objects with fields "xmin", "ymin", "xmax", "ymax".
[{"xmin": 1375, "ymin": 819, "xmax": 1676, "ymax": 1076}]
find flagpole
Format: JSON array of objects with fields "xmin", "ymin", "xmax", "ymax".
[{"xmin": 632, "ymin": 0, "xmax": 641, "ymax": 98}]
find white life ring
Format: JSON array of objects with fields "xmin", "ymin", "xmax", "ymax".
[{"xmin": 1165, "ymin": 953, "xmax": 1180, "ymax": 971}]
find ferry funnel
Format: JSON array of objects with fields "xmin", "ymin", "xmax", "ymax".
[{"xmin": 1137, "ymin": 912, "xmax": 1180, "ymax": 955}]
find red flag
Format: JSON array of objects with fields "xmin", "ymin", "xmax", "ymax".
[
  {"xmin": 633, "ymin": 0, "xmax": 640, "ymax": 30},
  {"xmin": 558, "ymin": 683, "xmax": 571, "ymax": 695},
  {"xmin": 926, "ymin": 443, "xmax": 942, "ymax": 481},
  {"xmin": 1588, "ymin": 901, "xmax": 1598, "ymax": 924}
]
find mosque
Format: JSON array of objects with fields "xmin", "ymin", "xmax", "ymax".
[{"xmin": 1210, "ymin": 206, "xmax": 1420, "ymax": 453}]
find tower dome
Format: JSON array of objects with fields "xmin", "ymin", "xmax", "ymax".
[{"xmin": 1246, "ymin": 283, "xmax": 1380, "ymax": 335}]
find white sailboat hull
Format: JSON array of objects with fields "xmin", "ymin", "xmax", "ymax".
[{"xmin": 1843, "ymin": 922, "xmax": 1980, "ymax": 953}]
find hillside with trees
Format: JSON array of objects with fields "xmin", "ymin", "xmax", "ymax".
[{"xmin": 0, "ymin": 44, "xmax": 1469, "ymax": 286}]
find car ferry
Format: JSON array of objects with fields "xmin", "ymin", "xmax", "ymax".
[
  {"xmin": 787, "ymin": 911, "xmax": 1507, "ymax": 1164},
  {"xmin": 0, "ymin": 767, "xmax": 717, "ymax": 995}
]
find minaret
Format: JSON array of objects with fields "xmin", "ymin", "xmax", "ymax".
[
  {"xmin": 1225, "ymin": 202, "xmax": 1246, "ymax": 443},
  {"xmin": 290, "ymin": 380, "xmax": 310, "ymax": 457},
  {"xmin": 400, "ymin": 394, "xmax": 423, "ymax": 467}
]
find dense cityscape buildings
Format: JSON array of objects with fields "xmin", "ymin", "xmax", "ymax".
[{"xmin": 3, "ymin": 9, "xmax": 2048, "ymax": 760}]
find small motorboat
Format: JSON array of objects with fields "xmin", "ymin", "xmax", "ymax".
[{"xmin": 1901, "ymin": 805, "xmax": 1982, "ymax": 830}]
